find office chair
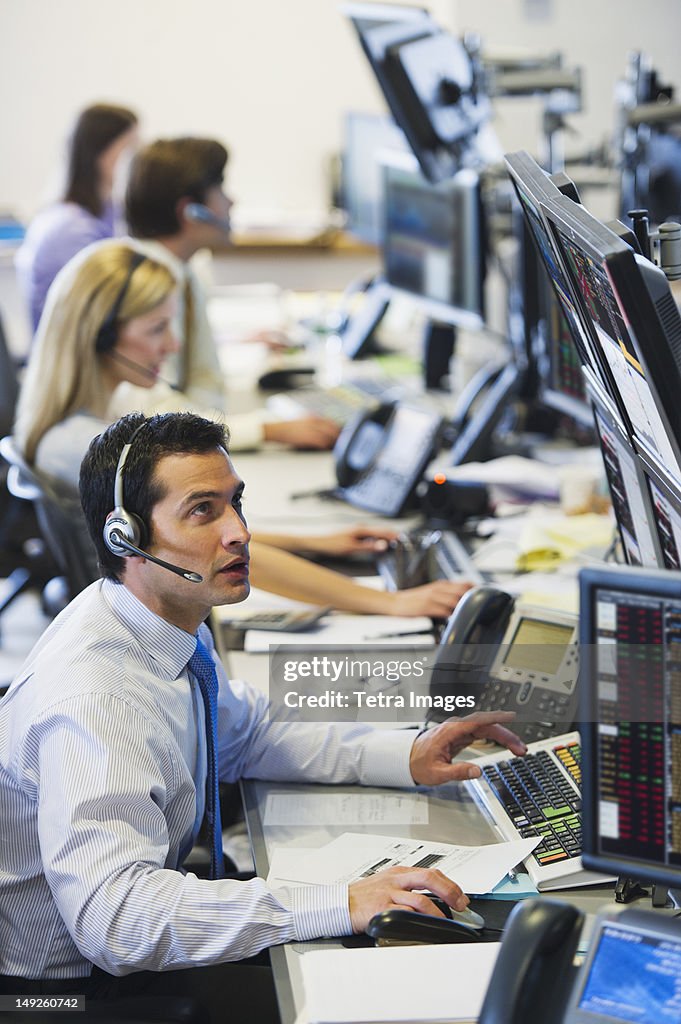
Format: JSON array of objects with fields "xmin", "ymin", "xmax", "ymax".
[
  {"xmin": 0, "ymin": 437, "xmax": 98, "ymax": 615},
  {"xmin": 0, "ymin": 317, "xmax": 63, "ymax": 644}
]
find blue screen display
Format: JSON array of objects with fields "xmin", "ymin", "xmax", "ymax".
[{"xmin": 579, "ymin": 926, "xmax": 681, "ymax": 1022}]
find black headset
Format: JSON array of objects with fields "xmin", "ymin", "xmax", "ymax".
[
  {"xmin": 102, "ymin": 421, "xmax": 203, "ymax": 583},
  {"xmin": 95, "ymin": 251, "xmax": 147, "ymax": 353}
]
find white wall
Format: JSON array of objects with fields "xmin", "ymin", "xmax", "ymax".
[{"xmin": 0, "ymin": 0, "xmax": 680, "ymax": 220}]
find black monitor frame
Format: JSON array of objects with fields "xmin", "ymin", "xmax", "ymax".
[
  {"xmin": 504, "ymin": 151, "xmax": 624, "ymax": 426},
  {"xmin": 579, "ymin": 563, "xmax": 681, "ymax": 890},
  {"xmin": 342, "ymin": 3, "xmax": 488, "ymax": 183},
  {"xmin": 542, "ymin": 193, "xmax": 681, "ymax": 485}
]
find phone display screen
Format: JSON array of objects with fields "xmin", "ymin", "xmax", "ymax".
[
  {"xmin": 577, "ymin": 924, "xmax": 681, "ymax": 1022},
  {"xmin": 502, "ymin": 617, "xmax": 574, "ymax": 676},
  {"xmin": 376, "ymin": 406, "xmax": 438, "ymax": 474}
]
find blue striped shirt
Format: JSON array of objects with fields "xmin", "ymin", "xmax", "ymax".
[{"xmin": 0, "ymin": 579, "xmax": 415, "ymax": 979}]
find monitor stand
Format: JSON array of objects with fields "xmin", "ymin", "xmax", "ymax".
[{"xmin": 423, "ymin": 321, "xmax": 456, "ymax": 390}]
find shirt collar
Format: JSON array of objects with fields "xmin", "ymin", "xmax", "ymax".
[{"xmin": 101, "ymin": 577, "xmax": 197, "ymax": 680}]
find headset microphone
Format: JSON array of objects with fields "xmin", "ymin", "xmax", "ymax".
[
  {"xmin": 184, "ymin": 202, "xmax": 231, "ymax": 232},
  {"xmin": 103, "ymin": 423, "xmax": 204, "ymax": 583}
]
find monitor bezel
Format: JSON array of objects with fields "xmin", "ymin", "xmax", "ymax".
[
  {"xmin": 579, "ymin": 563, "xmax": 681, "ymax": 889},
  {"xmin": 505, "ymin": 152, "xmax": 627, "ymax": 428},
  {"xmin": 636, "ymin": 442, "xmax": 681, "ymax": 571},
  {"xmin": 541, "ymin": 193, "xmax": 681, "ymax": 478}
]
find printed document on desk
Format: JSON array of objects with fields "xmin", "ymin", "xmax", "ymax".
[
  {"xmin": 300, "ymin": 942, "xmax": 501, "ymax": 1023},
  {"xmin": 273, "ymin": 831, "xmax": 540, "ymax": 895},
  {"xmin": 263, "ymin": 791, "xmax": 429, "ymax": 827}
]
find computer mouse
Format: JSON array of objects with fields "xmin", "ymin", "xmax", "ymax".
[
  {"xmin": 424, "ymin": 896, "xmax": 485, "ymax": 930},
  {"xmin": 449, "ymin": 906, "xmax": 485, "ymax": 930},
  {"xmin": 366, "ymin": 908, "xmax": 484, "ymax": 944}
]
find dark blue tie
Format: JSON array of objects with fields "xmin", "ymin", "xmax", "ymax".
[{"xmin": 188, "ymin": 636, "xmax": 225, "ymax": 880}]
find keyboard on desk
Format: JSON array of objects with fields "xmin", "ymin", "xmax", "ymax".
[
  {"xmin": 377, "ymin": 529, "xmax": 484, "ymax": 589},
  {"xmin": 467, "ymin": 732, "xmax": 608, "ymax": 891},
  {"xmin": 266, "ymin": 377, "xmax": 446, "ymax": 426}
]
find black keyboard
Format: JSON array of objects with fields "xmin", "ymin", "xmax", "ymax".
[{"xmin": 480, "ymin": 740, "xmax": 582, "ymax": 870}]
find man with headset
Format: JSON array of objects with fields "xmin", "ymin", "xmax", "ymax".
[
  {"xmin": 0, "ymin": 410, "xmax": 525, "ymax": 1021},
  {"xmin": 109, "ymin": 136, "xmax": 340, "ymax": 452}
]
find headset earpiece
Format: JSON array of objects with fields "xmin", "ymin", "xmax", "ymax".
[
  {"xmin": 103, "ymin": 509, "xmax": 146, "ymax": 557},
  {"xmin": 103, "ymin": 422, "xmax": 148, "ymax": 558},
  {"xmin": 95, "ymin": 251, "xmax": 147, "ymax": 353}
]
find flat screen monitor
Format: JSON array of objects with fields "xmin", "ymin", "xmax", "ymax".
[
  {"xmin": 542, "ymin": 194, "xmax": 681, "ymax": 486},
  {"xmin": 381, "ymin": 155, "xmax": 485, "ymax": 329},
  {"xmin": 638, "ymin": 446, "xmax": 681, "ymax": 571},
  {"xmin": 504, "ymin": 151, "xmax": 624, "ymax": 422},
  {"xmin": 341, "ymin": 111, "xmax": 408, "ymax": 246},
  {"xmin": 579, "ymin": 564, "xmax": 681, "ymax": 890},
  {"xmin": 342, "ymin": 3, "xmax": 488, "ymax": 183},
  {"xmin": 536, "ymin": 264, "xmax": 592, "ymax": 427},
  {"xmin": 620, "ymin": 126, "xmax": 681, "ymax": 228},
  {"xmin": 589, "ymin": 383, "xmax": 661, "ymax": 568}
]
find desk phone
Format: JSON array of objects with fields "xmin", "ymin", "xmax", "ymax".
[
  {"xmin": 430, "ymin": 586, "xmax": 579, "ymax": 743},
  {"xmin": 480, "ymin": 900, "xmax": 681, "ymax": 1024}
]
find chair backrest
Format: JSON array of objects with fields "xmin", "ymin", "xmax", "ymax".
[
  {"xmin": 0, "ymin": 314, "xmax": 20, "ymax": 440},
  {"xmin": 0, "ymin": 436, "xmax": 99, "ymax": 598}
]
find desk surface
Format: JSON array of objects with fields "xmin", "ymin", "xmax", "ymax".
[{"xmin": 242, "ymin": 775, "xmax": 621, "ymax": 1024}]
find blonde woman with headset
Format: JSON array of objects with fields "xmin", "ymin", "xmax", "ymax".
[{"xmin": 14, "ymin": 239, "xmax": 471, "ymax": 617}]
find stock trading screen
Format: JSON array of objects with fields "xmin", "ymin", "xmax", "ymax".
[{"xmin": 593, "ymin": 586, "xmax": 681, "ymax": 872}]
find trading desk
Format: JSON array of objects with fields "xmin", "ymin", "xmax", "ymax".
[{"xmin": 242, "ymin": 775, "xmax": 622, "ymax": 1024}]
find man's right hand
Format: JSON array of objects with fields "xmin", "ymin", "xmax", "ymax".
[{"xmin": 348, "ymin": 866, "xmax": 469, "ymax": 934}]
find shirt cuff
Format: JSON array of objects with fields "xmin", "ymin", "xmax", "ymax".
[
  {"xmin": 360, "ymin": 728, "xmax": 417, "ymax": 789},
  {"xmin": 285, "ymin": 883, "xmax": 352, "ymax": 941}
]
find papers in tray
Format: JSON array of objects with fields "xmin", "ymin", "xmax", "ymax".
[{"xmin": 300, "ymin": 942, "xmax": 501, "ymax": 1023}]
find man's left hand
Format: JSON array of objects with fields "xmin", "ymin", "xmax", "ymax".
[{"xmin": 409, "ymin": 711, "xmax": 527, "ymax": 786}]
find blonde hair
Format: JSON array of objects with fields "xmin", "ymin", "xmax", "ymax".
[{"xmin": 15, "ymin": 241, "xmax": 176, "ymax": 464}]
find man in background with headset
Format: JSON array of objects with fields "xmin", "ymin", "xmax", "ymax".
[
  {"xmin": 0, "ymin": 410, "xmax": 525, "ymax": 1022},
  {"xmin": 110, "ymin": 136, "xmax": 340, "ymax": 452}
]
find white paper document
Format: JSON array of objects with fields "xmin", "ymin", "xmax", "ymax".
[
  {"xmin": 276, "ymin": 832, "xmax": 540, "ymax": 895},
  {"xmin": 263, "ymin": 792, "xmax": 430, "ymax": 827},
  {"xmin": 300, "ymin": 942, "xmax": 501, "ymax": 1023}
]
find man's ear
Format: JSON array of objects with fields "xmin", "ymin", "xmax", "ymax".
[{"xmin": 176, "ymin": 197, "xmax": 194, "ymax": 229}]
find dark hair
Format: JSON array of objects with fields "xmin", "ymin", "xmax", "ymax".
[
  {"xmin": 126, "ymin": 137, "xmax": 229, "ymax": 238},
  {"xmin": 79, "ymin": 411, "xmax": 230, "ymax": 581},
  {"xmin": 63, "ymin": 103, "xmax": 138, "ymax": 217}
]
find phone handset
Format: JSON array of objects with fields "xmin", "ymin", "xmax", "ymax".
[
  {"xmin": 428, "ymin": 586, "xmax": 514, "ymax": 720},
  {"xmin": 333, "ymin": 402, "xmax": 445, "ymax": 518},
  {"xmin": 334, "ymin": 402, "xmax": 396, "ymax": 489},
  {"xmin": 478, "ymin": 898, "xmax": 583, "ymax": 1024}
]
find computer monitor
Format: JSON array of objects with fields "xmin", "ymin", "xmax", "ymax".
[
  {"xmin": 637, "ymin": 446, "xmax": 681, "ymax": 571},
  {"xmin": 341, "ymin": 111, "xmax": 408, "ymax": 245},
  {"xmin": 542, "ymin": 194, "xmax": 681, "ymax": 486},
  {"xmin": 381, "ymin": 155, "xmax": 486, "ymax": 329},
  {"xmin": 536, "ymin": 263, "xmax": 593, "ymax": 427},
  {"xmin": 588, "ymin": 383, "xmax": 661, "ymax": 568},
  {"xmin": 579, "ymin": 564, "xmax": 681, "ymax": 890},
  {"xmin": 504, "ymin": 151, "xmax": 624, "ymax": 421},
  {"xmin": 620, "ymin": 126, "xmax": 681, "ymax": 228},
  {"xmin": 342, "ymin": 3, "xmax": 489, "ymax": 183}
]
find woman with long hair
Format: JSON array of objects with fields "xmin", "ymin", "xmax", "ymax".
[{"xmin": 15, "ymin": 103, "xmax": 139, "ymax": 332}]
